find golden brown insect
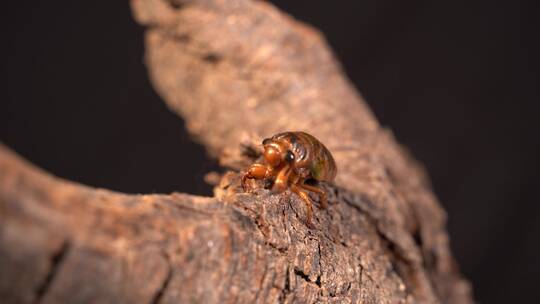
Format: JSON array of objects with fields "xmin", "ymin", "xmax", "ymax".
[{"xmin": 242, "ymin": 131, "xmax": 337, "ymax": 227}]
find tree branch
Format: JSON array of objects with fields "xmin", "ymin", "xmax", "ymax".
[{"xmin": 0, "ymin": 0, "xmax": 472, "ymax": 303}]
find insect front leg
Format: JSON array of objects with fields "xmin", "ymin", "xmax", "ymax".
[
  {"xmin": 271, "ymin": 165, "xmax": 292, "ymax": 193},
  {"xmin": 242, "ymin": 163, "xmax": 270, "ymax": 191}
]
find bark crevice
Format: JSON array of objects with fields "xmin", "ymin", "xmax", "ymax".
[{"xmin": 35, "ymin": 241, "xmax": 70, "ymax": 303}]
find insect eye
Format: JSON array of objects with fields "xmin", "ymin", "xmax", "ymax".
[
  {"xmin": 284, "ymin": 150, "xmax": 295, "ymax": 162},
  {"xmin": 262, "ymin": 138, "xmax": 271, "ymax": 145}
]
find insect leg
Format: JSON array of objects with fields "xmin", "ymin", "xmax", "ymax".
[
  {"xmin": 242, "ymin": 163, "xmax": 269, "ymax": 191},
  {"xmin": 271, "ymin": 165, "xmax": 292, "ymax": 193},
  {"xmin": 291, "ymin": 184, "xmax": 314, "ymax": 228},
  {"xmin": 299, "ymin": 183, "xmax": 327, "ymax": 209}
]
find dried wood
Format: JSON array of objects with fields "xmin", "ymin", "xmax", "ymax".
[{"xmin": 0, "ymin": 0, "xmax": 472, "ymax": 303}]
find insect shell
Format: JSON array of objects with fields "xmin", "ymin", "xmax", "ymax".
[
  {"xmin": 242, "ymin": 131, "xmax": 337, "ymax": 227},
  {"xmin": 265, "ymin": 132, "xmax": 336, "ymax": 182}
]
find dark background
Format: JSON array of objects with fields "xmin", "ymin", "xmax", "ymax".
[{"xmin": 1, "ymin": 1, "xmax": 538, "ymax": 303}]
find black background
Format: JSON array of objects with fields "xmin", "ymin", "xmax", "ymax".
[{"xmin": 1, "ymin": 1, "xmax": 538, "ymax": 303}]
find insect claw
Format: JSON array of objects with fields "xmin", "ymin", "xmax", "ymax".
[{"xmin": 241, "ymin": 175, "xmax": 251, "ymax": 192}]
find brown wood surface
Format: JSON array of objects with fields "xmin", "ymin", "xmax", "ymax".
[{"xmin": 0, "ymin": 0, "xmax": 472, "ymax": 303}]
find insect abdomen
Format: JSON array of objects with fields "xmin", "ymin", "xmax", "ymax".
[{"xmin": 294, "ymin": 132, "xmax": 337, "ymax": 182}]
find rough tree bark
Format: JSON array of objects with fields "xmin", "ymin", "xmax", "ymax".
[{"xmin": 0, "ymin": 0, "xmax": 473, "ymax": 303}]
